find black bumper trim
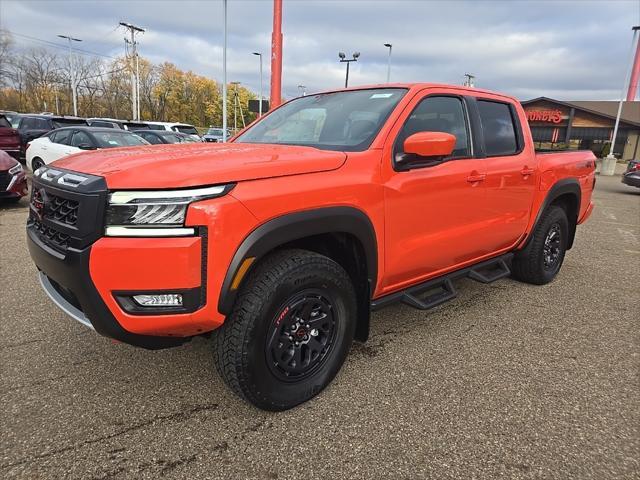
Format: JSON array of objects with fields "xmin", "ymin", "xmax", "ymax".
[{"xmin": 27, "ymin": 226, "xmax": 187, "ymax": 350}]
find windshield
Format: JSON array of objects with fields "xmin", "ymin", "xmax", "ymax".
[
  {"xmin": 207, "ymin": 128, "xmax": 224, "ymax": 135},
  {"xmin": 235, "ymin": 88, "xmax": 407, "ymax": 151},
  {"xmin": 174, "ymin": 125, "xmax": 198, "ymax": 135},
  {"xmin": 93, "ymin": 131, "xmax": 149, "ymax": 148}
]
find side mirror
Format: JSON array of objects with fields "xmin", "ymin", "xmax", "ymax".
[
  {"xmin": 78, "ymin": 143, "xmax": 97, "ymax": 150},
  {"xmin": 404, "ymin": 131, "xmax": 456, "ymax": 158}
]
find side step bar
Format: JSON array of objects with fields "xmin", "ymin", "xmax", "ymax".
[{"xmin": 371, "ymin": 253, "xmax": 513, "ymax": 311}]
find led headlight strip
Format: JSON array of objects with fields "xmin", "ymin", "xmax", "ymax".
[{"xmin": 105, "ymin": 184, "xmax": 233, "ymax": 237}]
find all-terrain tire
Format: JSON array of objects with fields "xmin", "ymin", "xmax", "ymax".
[
  {"xmin": 511, "ymin": 205, "xmax": 569, "ymax": 285},
  {"xmin": 213, "ymin": 249, "xmax": 357, "ymax": 411}
]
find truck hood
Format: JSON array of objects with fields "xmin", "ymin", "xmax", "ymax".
[{"xmin": 53, "ymin": 143, "xmax": 347, "ymax": 189}]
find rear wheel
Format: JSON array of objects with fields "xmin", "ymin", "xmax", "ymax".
[
  {"xmin": 213, "ymin": 249, "xmax": 356, "ymax": 411},
  {"xmin": 512, "ymin": 205, "xmax": 569, "ymax": 285}
]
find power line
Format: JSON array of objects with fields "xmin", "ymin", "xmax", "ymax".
[{"xmin": 2, "ymin": 29, "xmax": 118, "ymax": 60}]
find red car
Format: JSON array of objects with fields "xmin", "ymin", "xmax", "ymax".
[
  {"xmin": 27, "ymin": 84, "xmax": 595, "ymax": 410},
  {"xmin": 0, "ymin": 114, "xmax": 21, "ymax": 160},
  {"xmin": 0, "ymin": 150, "xmax": 28, "ymax": 201}
]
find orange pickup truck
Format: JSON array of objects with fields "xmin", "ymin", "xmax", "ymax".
[{"xmin": 27, "ymin": 84, "xmax": 596, "ymax": 410}]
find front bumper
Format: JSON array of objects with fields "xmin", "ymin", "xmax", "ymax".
[
  {"xmin": 622, "ymin": 173, "xmax": 640, "ymax": 188},
  {"xmin": 27, "ymin": 227, "xmax": 186, "ymax": 349}
]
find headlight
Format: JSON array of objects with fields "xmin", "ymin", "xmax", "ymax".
[
  {"xmin": 8, "ymin": 163, "xmax": 23, "ymax": 175},
  {"xmin": 105, "ymin": 184, "xmax": 234, "ymax": 237}
]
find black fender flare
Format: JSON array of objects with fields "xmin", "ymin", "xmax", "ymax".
[
  {"xmin": 521, "ymin": 178, "xmax": 581, "ymax": 251},
  {"xmin": 218, "ymin": 206, "xmax": 378, "ymax": 316}
]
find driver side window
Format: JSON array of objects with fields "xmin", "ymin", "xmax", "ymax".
[{"xmin": 394, "ymin": 96, "xmax": 470, "ymax": 159}]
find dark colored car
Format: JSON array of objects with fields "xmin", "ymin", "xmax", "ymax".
[
  {"xmin": 87, "ymin": 118, "xmax": 150, "ymax": 131},
  {"xmin": 622, "ymin": 160, "xmax": 640, "ymax": 188},
  {"xmin": 17, "ymin": 115, "xmax": 88, "ymax": 161},
  {"xmin": 0, "ymin": 114, "xmax": 21, "ymax": 160},
  {"xmin": 133, "ymin": 130, "xmax": 200, "ymax": 144},
  {"xmin": 0, "ymin": 150, "xmax": 28, "ymax": 202}
]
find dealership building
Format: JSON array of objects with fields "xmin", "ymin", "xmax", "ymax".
[{"xmin": 522, "ymin": 98, "xmax": 640, "ymax": 161}]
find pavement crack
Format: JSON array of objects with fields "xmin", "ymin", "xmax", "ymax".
[{"xmin": 0, "ymin": 403, "xmax": 219, "ymax": 471}]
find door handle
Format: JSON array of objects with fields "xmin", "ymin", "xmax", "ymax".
[
  {"xmin": 521, "ymin": 167, "xmax": 535, "ymax": 176},
  {"xmin": 467, "ymin": 173, "xmax": 486, "ymax": 183}
]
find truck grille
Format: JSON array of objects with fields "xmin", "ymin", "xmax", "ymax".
[
  {"xmin": 31, "ymin": 219, "xmax": 71, "ymax": 250},
  {"xmin": 0, "ymin": 171, "xmax": 10, "ymax": 191},
  {"xmin": 27, "ymin": 168, "xmax": 108, "ymax": 252},
  {"xmin": 47, "ymin": 194, "xmax": 79, "ymax": 226}
]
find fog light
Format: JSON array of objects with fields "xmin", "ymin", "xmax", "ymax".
[{"xmin": 133, "ymin": 294, "xmax": 183, "ymax": 307}]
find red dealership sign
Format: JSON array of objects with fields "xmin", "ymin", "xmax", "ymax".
[{"xmin": 526, "ymin": 110, "xmax": 563, "ymax": 124}]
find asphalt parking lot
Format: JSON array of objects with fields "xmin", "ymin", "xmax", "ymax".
[{"xmin": 1, "ymin": 173, "xmax": 638, "ymax": 479}]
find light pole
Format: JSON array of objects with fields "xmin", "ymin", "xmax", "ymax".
[
  {"xmin": 604, "ymin": 25, "xmax": 640, "ymax": 175},
  {"xmin": 222, "ymin": 0, "xmax": 228, "ymax": 141},
  {"xmin": 253, "ymin": 52, "xmax": 263, "ymax": 117},
  {"xmin": 57, "ymin": 34, "xmax": 82, "ymax": 116},
  {"xmin": 119, "ymin": 22, "xmax": 145, "ymax": 121},
  {"xmin": 297, "ymin": 84, "xmax": 306, "ymax": 96},
  {"xmin": 384, "ymin": 43, "xmax": 392, "ymax": 83},
  {"xmin": 463, "ymin": 73, "xmax": 475, "ymax": 87},
  {"xmin": 339, "ymin": 51, "xmax": 360, "ymax": 88}
]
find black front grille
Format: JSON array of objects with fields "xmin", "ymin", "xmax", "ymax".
[
  {"xmin": 0, "ymin": 171, "xmax": 10, "ymax": 191},
  {"xmin": 32, "ymin": 219, "xmax": 71, "ymax": 250},
  {"xmin": 46, "ymin": 194, "xmax": 79, "ymax": 226},
  {"xmin": 28, "ymin": 168, "xmax": 108, "ymax": 252}
]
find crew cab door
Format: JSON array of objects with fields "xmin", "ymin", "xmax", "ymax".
[
  {"xmin": 381, "ymin": 92, "xmax": 494, "ymax": 292},
  {"xmin": 473, "ymin": 98, "xmax": 537, "ymax": 249}
]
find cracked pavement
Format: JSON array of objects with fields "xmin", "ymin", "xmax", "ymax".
[{"xmin": 1, "ymin": 174, "xmax": 639, "ymax": 479}]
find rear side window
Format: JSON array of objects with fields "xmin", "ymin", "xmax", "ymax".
[
  {"xmin": 477, "ymin": 100, "xmax": 518, "ymax": 156},
  {"xmin": 140, "ymin": 132, "xmax": 163, "ymax": 144},
  {"xmin": 0, "ymin": 116, "xmax": 11, "ymax": 128},
  {"xmin": 50, "ymin": 130, "xmax": 73, "ymax": 145}
]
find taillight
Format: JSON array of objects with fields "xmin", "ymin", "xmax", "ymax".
[{"xmin": 631, "ymin": 162, "xmax": 640, "ymax": 172}]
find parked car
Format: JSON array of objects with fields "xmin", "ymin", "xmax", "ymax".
[
  {"xmin": 621, "ymin": 160, "xmax": 640, "ymax": 188},
  {"xmin": 133, "ymin": 130, "xmax": 201, "ymax": 144},
  {"xmin": 0, "ymin": 114, "xmax": 21, "ymax": 160},
  {"xmin": 17, "ymin": 115, "xmax": 87, "ymax": 161},
  {"xmin": 26, "ymin": 83, "xmax": 596, "ymax": 411},
  {"xmin": 202, "ymin": 127, "xmax": 231, "ymax": 142},
  {"xmin": 25, "ymin": 127, "xmax": 149, "ymax": 171},
  {"xmin": 87, "ymin": 118, "xmax": 150, "ymax": 131},
  {"xmin": 0, "ymin": 150, "xmax": 28, "ymax": 202},
  {"xmin": 0, "ymin": 110, "xmax": 21, "ymax": 128},
  {"xmin": 145, "ymin": 121, "xmax": 201, "ymax": 140}
]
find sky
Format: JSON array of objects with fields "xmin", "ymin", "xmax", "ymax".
[{"xmin": 1, "ymin": 0, "xmax": 639, "ymax": 101}]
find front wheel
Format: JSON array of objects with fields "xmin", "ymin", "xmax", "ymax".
[
  {"xmin": 512, "ymin": 205, "xmax": 569, "ymax": 285},
  {"xmin": 31, "ymin": 157, "xmax": 45, "ymax": 172},
  {"xmin": 213, "ymin": 249, "xmax": 356, "ymax": 411}
]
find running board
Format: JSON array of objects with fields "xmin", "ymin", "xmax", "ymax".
[{"xmin": 371, "ymin": 253, "xmax": 513, "ymax": 311}]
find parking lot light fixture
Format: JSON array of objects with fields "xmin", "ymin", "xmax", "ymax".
[
  {"xmin": 57, "ymin": 34, "xmax": 82, "ymax": 116},
  {"xmin": 339, "ymin": 52, "xmax": 360, "ymax": 88},
  {"xmin": 253, "ymin": 52, "xmax": 263, "ymax": 117},
  {"xmin": 384, "ymin": 43, "xmax": 392, "ymax": 82}
]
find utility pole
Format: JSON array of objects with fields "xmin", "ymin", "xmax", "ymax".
[
  {"xmin": 119, "ymin": 21, "xmax": 145, "ymax": 121},
  {"xmin": 297, "ymin": 84, "xmax": 306, "ymax": 96},
  {"xmin": 57, "ymin": 34, "xmax": 82, "ymax": 116},
  {"xmin": 463, "ymin": 73, "xmax": 475, "ymax": 87},
  {"xmin": 384, "ymin": 43, "xmax": 392, "ymax": 83}
]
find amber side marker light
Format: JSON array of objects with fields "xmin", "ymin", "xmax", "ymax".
[{"xmin": 231, "ymin": 257, "xmax": 256, "ymax": 290}]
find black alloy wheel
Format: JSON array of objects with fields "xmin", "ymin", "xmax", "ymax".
[{"xmin": 266, "ymin": 291, "xmax": 337, "ymax": 381}]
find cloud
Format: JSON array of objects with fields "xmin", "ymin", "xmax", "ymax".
[{"xmin": 2, "ymin": 0, "xmax": 639, "ymax": 100}]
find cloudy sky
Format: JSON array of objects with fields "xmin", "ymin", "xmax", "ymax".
[{"xmin": 1, "ymin": 0, "xmax": 639, "ymax": 100}]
